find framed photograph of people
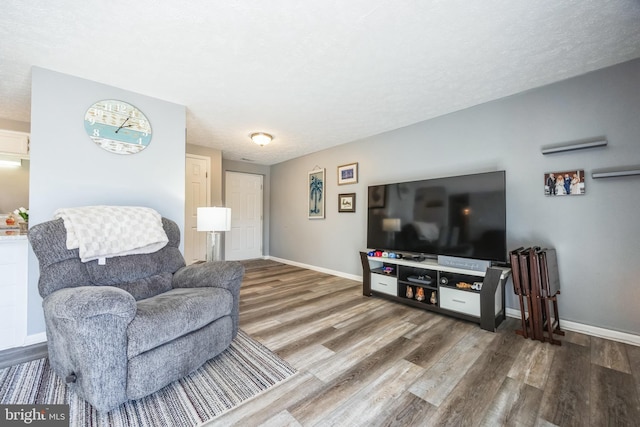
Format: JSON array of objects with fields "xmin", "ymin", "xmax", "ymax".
[
  {"xmin": 338, "ymin": 193, "xmax": 356, "ymax": 213},
  {"xmin": 544, "ymin": 169, "xmax": 585, "ymax": 196},
  {"xmin": 308, "ymin": 168, "xmax": 325, "ymax": 219},
  {"xmin": 337, "ymin": 162, "xmax": 358, "ymax": 185}
]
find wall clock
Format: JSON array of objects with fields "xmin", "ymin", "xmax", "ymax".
[{"xmin": 84, "ymin": 100, "xmax": 152, "ymax": 154}]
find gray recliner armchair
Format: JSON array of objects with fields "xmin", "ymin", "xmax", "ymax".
[{"xmin": 28, "ymin": 217, "xmax": 244, "ymax": 412}]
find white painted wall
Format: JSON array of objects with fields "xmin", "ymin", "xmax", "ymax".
[
  {"xmin": 270, "ymin": 59, "xmax": 640, "ymax": 336},
  {"xmin": 27, "ymin": 67, "xmax": 186, "ymax": 335}
]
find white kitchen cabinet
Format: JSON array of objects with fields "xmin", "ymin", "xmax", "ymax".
[
  {"xmin": 0, "ymin": 235, "xmax": 28, "ymax": 350},
  {"xmin": 0, "ymin": 129, "xmax": 29, "ymax": 157}
]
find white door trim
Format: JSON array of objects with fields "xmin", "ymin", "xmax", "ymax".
[
  {"xmin": 185, "ymin": 154, "xmax": 211, "ymax": 264},
  {"xmin": 225, "ymin": 171, "xmax": 264, "ymax": 260}
]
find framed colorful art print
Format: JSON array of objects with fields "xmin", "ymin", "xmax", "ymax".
[
  {"xmin": 308, "ymin": 168, "xmax": 325, "ymax": 219},
  {"xmin": 337, "ymin": 162, "xmax": 358, "ymax": 185}
]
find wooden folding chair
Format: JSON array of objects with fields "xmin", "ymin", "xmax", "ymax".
[
  {"xmin": 526, "ymin": 247, "xmax": 546, "ymax": 342},
  {"xmin": 538, "ymin": 249, "xmax": 564, "ymax": 344},
  {"xmin": 509, "ymin": 247, "xmax": 530, "ymax": 338}
]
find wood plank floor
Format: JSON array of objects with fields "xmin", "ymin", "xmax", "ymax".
[{"xmin": 206, "ymin": 260, "xmax": 640, "ymax": 427}]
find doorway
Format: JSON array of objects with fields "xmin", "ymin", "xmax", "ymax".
[
  {"xmin": 224, "ymin": 171, "xmax": 263, "ymax": 260},
  {"xmin": 184, "ymin": 154, "xmax": 210, "ymax": 264}
]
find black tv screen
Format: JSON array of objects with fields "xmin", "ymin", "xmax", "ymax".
[{"xmin": 367, "ymin": 171, "xmax": 507, "ymax": 263}]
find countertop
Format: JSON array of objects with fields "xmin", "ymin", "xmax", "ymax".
[{"xmin": 0, "ymin": 229, "xmax": 27, "ymax": 240}]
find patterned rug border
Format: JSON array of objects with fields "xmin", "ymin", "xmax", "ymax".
[{"xmin": 0, "ymin": 330, "xmax": 296, "ymax": 427}]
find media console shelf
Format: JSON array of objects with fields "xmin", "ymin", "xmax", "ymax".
[{"xmin": 359, "ymin": 252, "xmax": 511, "ymax": 332}]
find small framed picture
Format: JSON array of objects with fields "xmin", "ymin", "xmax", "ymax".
[
  {"xmin": 544, "ymin": 169, "xmax": 585, "ymax": 196},
  {"xmin": 338, "ymin": 193, "xmax": 356, "ymax": 213},
  {"xmin": 337, "ymin": 162, "xmax": 358, "ymax": 185}
]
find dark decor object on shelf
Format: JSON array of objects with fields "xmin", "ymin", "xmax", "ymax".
[
  {"xmin": 407, "ymin": 275, "xmax": 432, "ymax": 285},
  {"xmin": 406, "ymin": 286, "xmax": 414, "ymax": 299},
  {"xmin": 430, "ymin": 291, "xmax": 437, "ymax": 305}
]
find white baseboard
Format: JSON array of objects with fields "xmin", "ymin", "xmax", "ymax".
[
  {"xmin": 266, "ymin": 256, "xmax": 363, "ymax": 282},
  {"xmin": 266, "ymin": 257, "xmax": 640, "ymax": 347},
  {"xmin": 505, "ymin": 308, "xmax": 640, "ymax": 346},
  {"xmin": 18, "ymin": 261, "xmax": 640, "ymax": 348},
  {"xmin": 23, "ymin": 332, "xmax": 47, "ymax": 346}
]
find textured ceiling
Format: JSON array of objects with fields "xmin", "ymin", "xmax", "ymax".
[{"xmin": 1, "ymin": 1, "xmax": 640, "ymax": 165}]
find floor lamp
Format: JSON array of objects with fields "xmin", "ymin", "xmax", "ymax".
[{"xmin": 197, "ymin": 207, "xmax": 232, "ymax": 262}]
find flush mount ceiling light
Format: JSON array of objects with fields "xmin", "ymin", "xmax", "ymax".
[{"xmin": 250, "ymin": 132, "xmax": 273, "ymax": 146}]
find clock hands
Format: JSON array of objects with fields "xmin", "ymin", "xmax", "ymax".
[{"xmin": 115, "ymin": 117, "xmax": 132, "ymax": 133}]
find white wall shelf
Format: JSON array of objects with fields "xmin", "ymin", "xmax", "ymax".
[
  {"xmin": 592, "ymin": 166, "xmax": 640, "ymax": 179},
  {"xmin": 541, "ymin": 137, "xmax": 607, "ymax": 155}
]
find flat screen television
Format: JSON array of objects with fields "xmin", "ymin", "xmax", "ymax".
[{"xmin": 367, "ymin": 171, "xmax": 507, "ymax": 263}]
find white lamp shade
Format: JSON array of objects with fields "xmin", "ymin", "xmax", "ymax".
[{"xmin": 197, "ymin": 207, "xmax": 232, "ymax": 232}]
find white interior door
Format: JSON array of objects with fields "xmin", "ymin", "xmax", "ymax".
[
  {"xmin": 225, "ymin": 171, "xmax": 263, "ymax": 260},
  {"xmin": 185, "ymin": 155, "xmax": 210, "ymax": 264}
]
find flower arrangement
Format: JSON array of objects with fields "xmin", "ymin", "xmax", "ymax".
[{"xmin": 13, "ymin": 207, "xmax": 28, "ymax": 222}]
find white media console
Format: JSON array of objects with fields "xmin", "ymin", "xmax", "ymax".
[{"xmin": 359, "ymin": 252, "xmax": 511, "ymax": 332}]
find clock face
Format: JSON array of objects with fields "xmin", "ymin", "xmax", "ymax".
[{"xmin": 84, "ymin": 100, "xmax": 152, "ymax": 154}]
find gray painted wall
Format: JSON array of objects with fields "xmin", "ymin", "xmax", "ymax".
[
  {"xmin": 270, "ymin": 59, "xmax": 640, "ymax": 335},
  {"xmin": 28, "ymin": 67, "xmax": 186, "ymax": 335}
]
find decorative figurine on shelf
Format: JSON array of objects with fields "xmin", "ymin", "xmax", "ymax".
[
  {"xmin": 415, "ymin": 287, "xmax": 425, "ymax": 302},
  {"xmin": 430, "ymin": 291, "xmax": 437, "ymax": 305},
  {"xmin": 456, "ymin": 282, "xmax": 473, "ymax": 290},
  {"xmin": 406, "ymin": 286, "xmax": 414, "ymax": 299}
]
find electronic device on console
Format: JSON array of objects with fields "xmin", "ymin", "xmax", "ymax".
[{"xmin": 407, "ymin": 275, "xmax": 433, "ymax": 285}]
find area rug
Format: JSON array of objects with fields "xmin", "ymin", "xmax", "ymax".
[{"xmin": 0, "ymin": 330, "xmax": 295, "ymax": 427}]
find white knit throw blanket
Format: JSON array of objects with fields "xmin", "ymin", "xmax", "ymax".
[{"xmin": 54, "ymin": 206, "xmax": 169, "ymax": 263}]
